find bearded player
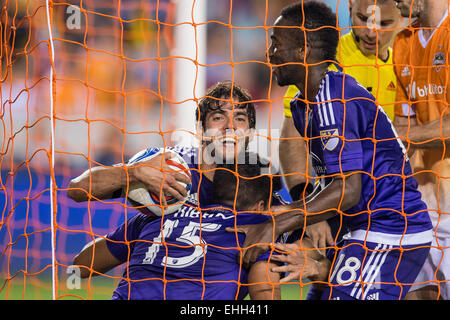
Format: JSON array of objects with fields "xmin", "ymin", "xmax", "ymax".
[{"xmin": 67, "ymin": 81, "xmax": 286, "ymax": 212}]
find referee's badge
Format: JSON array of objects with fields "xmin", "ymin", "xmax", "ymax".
[{"xmin": 320, "ymin": 129, "xmax": 339, "ymax": 151}]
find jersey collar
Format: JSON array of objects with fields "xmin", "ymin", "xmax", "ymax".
[{"xmin": 418, "ymin": 8, "xmax": 449, "ymax": 48}]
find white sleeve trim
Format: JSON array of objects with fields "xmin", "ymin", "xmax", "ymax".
[{"xmin": 343, "ymin": 229, "xmax": 433, "ymax": 246}]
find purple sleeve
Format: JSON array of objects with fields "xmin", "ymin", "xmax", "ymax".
[
  {"xmin": 321, "ymin": 100, "xmax": 364, "ymax": 174},
  {"xmin": 106, "ymin": 213, "xmax": 155, "ymax": 262}
]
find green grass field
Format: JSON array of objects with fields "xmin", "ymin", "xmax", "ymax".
[{"xmin": 0, "ymin": 275, "xmax": 311, "ymax": 300}]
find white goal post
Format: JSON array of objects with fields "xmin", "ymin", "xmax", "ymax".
[{"xmin": 173, "ymin": 0, "xmax": 207, "ymax": 147}]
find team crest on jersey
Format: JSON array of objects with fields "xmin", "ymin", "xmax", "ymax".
[
  {"xmin": 320, "ymin": 129, "xmax": 339, "ymax": 151},
  {"xmin": 433, "ymin": 52, "xmax": 445, "ymax": 72}
]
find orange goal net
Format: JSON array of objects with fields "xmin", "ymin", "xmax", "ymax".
[{"xmin": 0, "ymin": 0, "xmax": 447, "ymax": 301}]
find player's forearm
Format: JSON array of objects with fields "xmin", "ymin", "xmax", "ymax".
[
  {"xmin": 407, "ymin": 115, "xmax": 450, "ymax": 148},
  {"xmin": 73, "ymin": 238, "xmax": 123, "ymax": 278},
  {"xmin": 279, "ymin": 116, "xmax": 309, "ymax": 190},
  {"xmin": 279, "ymin": 138, "xmax": 308, "ymax": 187},
  {"xmin": 396, "ymin": 114, "xmax": 450, "ymax": 149},
  {"xmin": 272, "ymin": 173, "xmax": 361, "ymax": 235},
  {"xmin": 67, "ymin": 165, "xmax": 135, "ymax": 202},
  {"xmin": 271, "ymin": 207, "xmax": 337, "ymax": 243}
]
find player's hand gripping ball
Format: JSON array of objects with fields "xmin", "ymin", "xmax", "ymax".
[{"xmin": 126, "ymin": 148, "xmax": 192, "ymax": 216}]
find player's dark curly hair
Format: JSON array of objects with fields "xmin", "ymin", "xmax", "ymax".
[
  {"xmin": 196, "ymin": 81, "xmax": 256, "ymax": 130},
  {"xmin": 212, "ymin": 162, "xmax": 281, "ymax": 212},
  {"xmin": 280, "ymin": 1, "xmax": 339, "ymax": 65}
]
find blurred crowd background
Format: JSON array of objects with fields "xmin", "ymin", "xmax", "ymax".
[{"xmin": 1, "ymin": 0, "xmax": 350, "ymax": 170}]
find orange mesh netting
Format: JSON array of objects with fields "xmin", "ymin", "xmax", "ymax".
[{"xmin": 0, "ymin": 0, "xmax": 447, "ymax": 301}]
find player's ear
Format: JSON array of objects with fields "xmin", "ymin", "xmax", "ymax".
[
  {"xmin": 296, "ymin": 42, "xmax": 310, "ymax": 62},
  {"xmin": 249, "ymin": 199, "xmax": 266, "ymax": 212}
]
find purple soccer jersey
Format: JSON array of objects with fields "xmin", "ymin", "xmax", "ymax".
[
  {"xmin": 290, "ymin": 71, "xmax": 432, "ymax": 245},
  {"xmin": 106, "ymin": 206, "xmax": 278, "ymax": 300}
]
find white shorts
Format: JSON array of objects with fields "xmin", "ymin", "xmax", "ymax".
[{"xmin": 410, "ymin": 235, "xmax": 450, "ymax": 300}]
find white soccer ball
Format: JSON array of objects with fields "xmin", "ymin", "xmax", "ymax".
[{"xmin": 126, "ymin": 147, "xmax": 192, "ymax": 217}]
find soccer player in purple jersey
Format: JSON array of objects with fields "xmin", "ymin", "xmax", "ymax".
[
  {"xmin": 230, "ymin": 1, "xmax": 433, "ymax": 300},
  {"xmin": 67, "ymin": 81, "xmax": 286, "ymax": 211},
  {"xmin": 72, "ymin": 163, "xmax": 321, "ymax": 300}
]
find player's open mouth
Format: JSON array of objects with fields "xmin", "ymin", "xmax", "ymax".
[{"xmin": 219, "ymin": 137, "xmax": 237, "ymax": 146}]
